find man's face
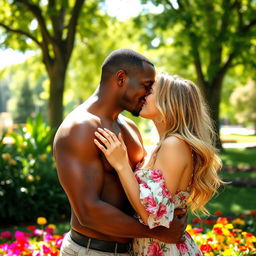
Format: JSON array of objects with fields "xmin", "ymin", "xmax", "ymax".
[{"xmin": 120, "ymin": 62, "xmax": 156, "ymax": 116}]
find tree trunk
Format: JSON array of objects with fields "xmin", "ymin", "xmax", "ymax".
[
  {"xmin": 47, "ymin": 61, "xmax": 67, "ymax": 130},
  {"xmin": 204, "ymin": 82, "xmax": 223, "ymax": 151}
]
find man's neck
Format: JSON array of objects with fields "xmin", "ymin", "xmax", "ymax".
[{"xmin": 86, "ymin": 87, "xmax": 123, "ymax": 120}]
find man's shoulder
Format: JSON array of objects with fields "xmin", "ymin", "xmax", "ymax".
[{"xmin": 53, "ymin": 108, "xmax": 102, "ymax": 150}]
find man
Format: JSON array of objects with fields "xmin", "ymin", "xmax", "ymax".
[{"xmin": 53, "ymin": 49, "xmax": 187, "ymax": 256}]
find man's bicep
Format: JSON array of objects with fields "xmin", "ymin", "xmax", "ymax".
[{"xmin": 56, "ymin": 145, "xmax": 105, "ymax": 221}]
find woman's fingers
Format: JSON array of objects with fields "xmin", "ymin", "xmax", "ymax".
[
  {"xmin": 97, "ymin": 128, "xmax": 115, "ymax": 143},
  {"xmin": 94, "ymin": 139, "xmax": 106, "ymax": 153},
  {"xmin": 118, "ymin": 133, "xmax": 126, "ymax": 147},
  {"xmin": 95, "ymin": 131, "xmax": 110, "ymax": 147}
]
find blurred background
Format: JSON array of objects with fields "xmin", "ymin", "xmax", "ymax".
[{"xmin": 0, "ymin": 0, "xmax": 256, "ymax": 229}]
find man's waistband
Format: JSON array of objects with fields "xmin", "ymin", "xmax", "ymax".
[{"xmin": 70, "ymin": 229, "xmax": 131, "ymax": 253}]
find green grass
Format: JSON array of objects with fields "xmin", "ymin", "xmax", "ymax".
[
  {"xmin": 206, "ymin": 186, "xmax": 256, "ymax": 215},
  {"xmin": 220, "ymin": 148, "xmax": 256, "ymax": 166}
]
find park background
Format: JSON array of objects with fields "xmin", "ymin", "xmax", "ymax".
[{"xmin": 0, "ymin": 0, "xmax": 256, "ymax": 255}]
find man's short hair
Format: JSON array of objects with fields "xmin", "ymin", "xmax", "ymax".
[{"xmin": 100, "ymin": 49, "xmax": 154, "ymax": 83}]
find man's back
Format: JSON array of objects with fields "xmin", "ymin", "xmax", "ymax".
[{"xmin": 53, "ymin": 98, "xmax": 145, "ymax": 242}]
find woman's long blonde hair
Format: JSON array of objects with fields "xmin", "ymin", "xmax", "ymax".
[{"xmin": 151, "ymin": 73, "xmax": 223, "ymax": 216}]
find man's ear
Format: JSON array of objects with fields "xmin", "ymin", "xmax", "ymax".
[{"xmin": 116, "ymin": 70, "xmax": 127, "ymax": 87}]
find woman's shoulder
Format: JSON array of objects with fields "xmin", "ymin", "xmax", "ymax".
[
  {"xmin": 157, "ymin": 135, "xmax": 192, "ymax": 164},
  {"xmin": 161, "ymin": 135, "xmax": 188, "ymax": 152}
]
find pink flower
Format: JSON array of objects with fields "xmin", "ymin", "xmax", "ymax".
[
  {"xmin": 156, "ymin": 203, "xmax": 167, "ymax": 220},
  {"xmin": 150, "ymin": 169, "xmax": 163, "ymax": 182},
  {"xmin": 160, "ymin": 183, "xmax": 170, "ymax": 197},
  {"xmin": 43, "ymin": 244, "xmax": 51, "ymax": 253},
  {"xmin": 45, "ymin": 226, "xmax": 54, "ymax": 234},
  {"xmin": 144, "ymin": 196, "xmax": 158, "ymax": 214},
  {"xmin": 147, "ymin": 242, "xmax": 164, "ymax": 256},
  {"xmin": 44, "ymin": 233, "xmax": 54, "ymax": 243},
  {"xmin": 176, "ymin": 242, "xmax": 189, "ymax": 253},
  {"xmin": 0, "ymin": 231, "xmax": 12, "ymax": 240},
  {"xmin": 33, "ymin": 229, "xmax": 44, "ymax": 236},
  {"xmin": 142, "ymin": 183, "xmax": 149, "ymax": 189}
]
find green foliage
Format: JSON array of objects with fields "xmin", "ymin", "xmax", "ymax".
[
  {"xmin": 14, "ymin": 80, "xmax": 35, "ymax": 123},
  {"xmin": 230, "ymin": 80, "xmax": 256, "ymax": 132},
  {"xmin": 0, "ymin": 114, "xmax": 69, "ymax": 225}
]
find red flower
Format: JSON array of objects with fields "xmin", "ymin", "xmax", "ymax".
[
  {"xmin": 214, "ymin": 211, "xmax": 222, "ymax": 216},
  {"xmin": 213, "ymin": 227, "xmax": 223, "ymax": 235},
  {"xmin": 192, "ymin": 218, "xmax": 201, "ymax": 224},
  {"xmin": 250, "ymin": 210, "xmax": 256, "ymax": 216},
  {"xmin": 147, "ymin": 242, "xmax": 164, "ymax": 256},
  {"xmin": 200, "ymin": 244, "xmax": 211, "ymax": 253},
  {"xmin": 26, "ymin": 226, "xmax": 36, "ymax": 231}
]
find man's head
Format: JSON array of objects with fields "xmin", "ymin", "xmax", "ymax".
[{"xmin": 100, "ymin": 49, "xmax": 156, "ymax": 116}]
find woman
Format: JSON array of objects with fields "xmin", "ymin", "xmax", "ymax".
[{"xmin": 94, "ymin": 73, "xmax": 222, "ymax": 255}]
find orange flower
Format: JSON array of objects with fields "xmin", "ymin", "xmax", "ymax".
[{"xmin": 216, "ymin": 217, "xmax": 228, "ymax": 225}]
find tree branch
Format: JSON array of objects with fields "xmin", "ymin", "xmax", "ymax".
[
  {"xmin": 0, "ymin": 22, "xmax": 41, "ymax": 47},
  {"xmin": 65, "ymin": 0, "xmax": 85, "ymax": 62},
  {"xmin": 48, "ymin": 0, "xmax": 65, "ymax": 41},
  {"xmin": 17, "ymin": 0, "xmax": 53, "ymax": 46}
]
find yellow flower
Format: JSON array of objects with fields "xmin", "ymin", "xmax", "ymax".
[
  {"xmin": 232, "ymin": 218, "xmax": 245, "ymax": 225},
  {"xmin": 2, "ymin": 153, "xmax": 11, "ymax": 161},
  {"xmin": 223, "ymin": 228, "xmax": 230, "ymax": 236},
  {"xmin": 47, "ymin": 224, "xmax": 56, "ymax": 230},
  {"xmin": 39, "ymin": 154, "xmax": 48, "ymax": 161},
  {"xmin": 37, "ymin": 217, "xmax": 47, "ymax": 225},
  {"xmin": 213, "ymin": 223, "xmax": 223, "ymax": 228},
  {"xmin": 9, "ymin": 159, "xmax": 17, "ymax": 165},
  {"xmin": 27, "ymin": 175, "xmax": 34, "ymax": 182},
  {"xmin": 225, "ymin": 224, "xmax": 234, "ymax": 229}
]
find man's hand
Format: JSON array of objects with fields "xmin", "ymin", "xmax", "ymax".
[{"xmin": 152, "ymin": 208, "xmax": 188, "ymax": 244}]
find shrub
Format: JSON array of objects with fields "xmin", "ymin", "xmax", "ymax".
[{"xmin": 0, "ymin": 114, "xmax": 69, "ymax": 224}]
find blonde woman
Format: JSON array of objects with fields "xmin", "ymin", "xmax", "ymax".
[{"xmin": 94, "ymin": 73, "xmax": 222, "ymax": 256}]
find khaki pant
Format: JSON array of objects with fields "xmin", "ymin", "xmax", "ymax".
[{"xmin": 60, "ymin": 231, "xmax": 132, "ymax": 256}]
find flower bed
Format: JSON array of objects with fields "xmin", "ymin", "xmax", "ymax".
[{"xmin": 0, "ymin": 213, "xmax": 255, "ymax": 255}]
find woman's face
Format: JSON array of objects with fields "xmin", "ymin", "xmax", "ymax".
[{"xmin": 139, "ymin": 81, "xmax": 161, "ymax": 120}]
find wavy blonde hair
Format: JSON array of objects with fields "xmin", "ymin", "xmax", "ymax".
[{"xmin": 150, "ymin": 73, "xmax": 223, "ymax": 216}]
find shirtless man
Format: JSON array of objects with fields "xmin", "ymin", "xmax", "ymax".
[{"xmin": 53, "ymin": 49, "xmax": 187, "ymax": 256}]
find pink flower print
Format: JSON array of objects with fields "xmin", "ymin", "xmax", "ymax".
[
  {"xmin": 135, "ymin": 173, "xmax": 142, "ymax": 184},
  {"xmin": 176, "ymin": 242, "xmax": 189, "ymax": 253},
  {"xmin": 144, "ymin": 196, "xmax": 158, "ymax": 214},
  {"xmin": 180, "ymin": 195, "xmax": 187, "ymax": 201},
  {"xmin": 156, "ymin": 203, "xmax": 167, "ymax": 220},
  {"xmin": 147, "ymin": 242, "xmax": 164, "ymax": 256},
  {"xmin": 160, "ymin": 182, "xmax": 171, "ymax": 197},
  {"xmin": 142, "ymin": 183, "xmax": 149, "ymax": 189},
  {"xmin": 150, "ymin": 169, "xmax": 163, "ymax": 182}
]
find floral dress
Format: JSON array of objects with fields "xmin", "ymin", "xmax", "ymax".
[{"xmin": 133, "ymin": 167, "xmax": 202, "ymax": 256}]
